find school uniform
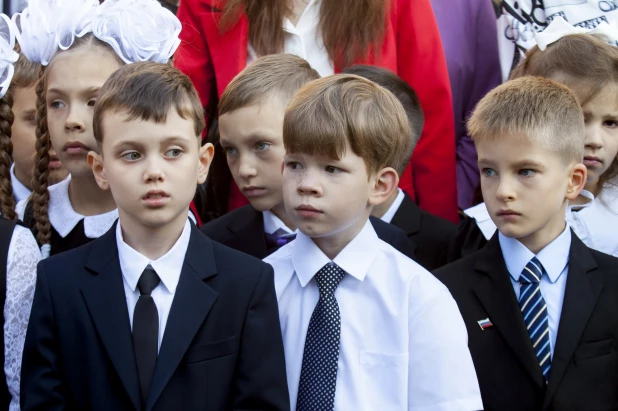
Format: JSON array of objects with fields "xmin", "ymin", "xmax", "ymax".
[
  {"xmin": 382, "ymin": 189, "xmax": 457, "ymax": 270},
  {"xmin": 0, "ymin": 219, "xmax": 40, "ymax": 411},
  {"xmin": 201, "ymin": 204, "xmax": 416, "ymax": 260},
  {"xmin": 9, "ymin": 165, "xmax": 30, "ymax": 205},
  {"xmin": 434, "ymin": 228, "xmax": 618, "ymax": 410},
  {"xmin": 21, "ymin": 219, "xmax": 289, "ymax": 411},
  {"xmin": 264, "ymin": 219, "xmax": 483, "ymax": 410},
  {"xmin": 16, "ymin": 176, "xmax": 118, "ymax": 256}
]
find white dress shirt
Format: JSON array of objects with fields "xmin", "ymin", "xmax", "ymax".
[
  {"xmin": 16, "ymin": 175, "xmax": 119, "ymax": 240},
  {"xmin": 116, "ymin": 219, "xmax": 191, "ymax": 351},
  {"xmin": 499, "ymin": 227, "xmax": 571, "ymax": 357},
  {"xmin": 9, "ymin": 164, "xmax": 31, "ymax": 204},
  {"xmin": 246, "ymin": 0, "xmax": 334, "ymax": 77},
  {"xmin": 265, "ymin": 220, "xmax": 483, "ymax": 411},
  {"xmin": 262, "ymin": 210, "xmax": 296, "ymax": 235},
  {"xmin": 379, "ymin": 188, "xmax": 406, "ymax": 224},
  {"xmin": 4, "ymin": 225, "xmax": 41, "ymax": 411}
]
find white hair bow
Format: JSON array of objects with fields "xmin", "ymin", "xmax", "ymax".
[
  {"xmin": 14, "ymin": 0, "xmax": 181, "ymax": 66},
  {"xmin": 535, "ymin": 16, "xmax": 618, "ymax": 51},
  {"xmin": 0, "ymin": 13, "xmax": 19, "ymax": 99}
]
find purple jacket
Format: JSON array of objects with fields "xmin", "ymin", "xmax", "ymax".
[{"xmin": 431, "ymin": 0, "xmax": 502, "ymax": 209}]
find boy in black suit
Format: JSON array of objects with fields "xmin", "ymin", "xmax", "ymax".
[
  {"xmin": 201, "ymin": 55, "xmax": 414, "ymax": 260},
  {"xmin": 435, "ymin": 77, "xmax": 618, "ymax": 410},
  {"xmin": 343, "ymin": 65, "xmax": 457, "ymax": 270},
  {"xmin": 21, "ymin": 62, "xmax": 290, "ymax": 411}
]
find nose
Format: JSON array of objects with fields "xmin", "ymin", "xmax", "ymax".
[
  {"xmin": 297, "ymin": 170, "xmax": 322, "ymax": 197},
  {"xmin": 143, "ymin": 157, "xmax": 165, "ymax": 183},
  {"xmin": 585, "ymin": 123, "xmax": 604, "ymax": 150},
  {"xmin": 495, "ymin": 176, "xmax": 516, "ymax": 202},
  {"xmin": 237, "ymin": 154, "xmax": 257, "ymax": 180},
  {"xmin": 64, "ymin": 105, "xmax": 86, "ymax": 133}
]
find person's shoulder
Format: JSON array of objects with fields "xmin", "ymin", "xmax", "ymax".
[
  {"xmin": 263, "ymin": 240, "xmax": 294, "ymax": 270},
  {"xmin": 200, "ymin": 205, "xmax": 259, "ymax": 240},
  {"xmin": 418, "ymin": 207, "xmax": 457, "ymax": 239},
  {"xmin": 209, "ymin": 235, "xmax": 272, "ymax": 277},
  {"xmin": 433, "ymin": 247, "xmax": 486, "ymax": 288},
  {"xmin": 375, "ymin": 240, "xmax": 446, "ymax": 288},
  {"xmin": 588, "ymin": 246, "xmax": 618, "ymax": 276}
]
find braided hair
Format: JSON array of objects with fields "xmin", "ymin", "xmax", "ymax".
[{"xmin": 0, "ymin": 91, "xmax": 15, "ymax": 220}]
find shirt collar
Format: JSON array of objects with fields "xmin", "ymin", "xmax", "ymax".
[
  {"xmin": 292, "ymin": 219, "xmax": 380, "ymax": 286},
  {"xmin": 380, "ymin": 188, "xmax": 405, "ymax": 224},
  {"xmin": 499, "ymin": 226, "xmax": 571, "ymax": 284},
  {"xmin": 48, "ymin": 175, "xmax": 119, "ymax": 238},
  {"xmin": 282, "ymin": 0, "xmax": 320, "ymax": 34},
  {"xmin": 262, "ymin": 210, "xmax": 296, "ymax": 235},
  {"xmin": 10, "ymin": 164, "xmax": 31, "ymax": 204},
  {"xmin": 116, "ymin": 219, "xmax": 191, "ymax": 294}
]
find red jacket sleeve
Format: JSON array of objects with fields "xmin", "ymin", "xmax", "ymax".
[{"xmin": 395, "ymin": 0, "xmax": 458, "ymax": 222}]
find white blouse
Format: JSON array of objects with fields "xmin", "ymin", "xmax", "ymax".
[
  {"xmin": 246, "ymin": 0, "xmax": 334, "ymax": 77},
  {"xmin": 4, "ymin": 225, "xmax": 41, "ymax": 411}
]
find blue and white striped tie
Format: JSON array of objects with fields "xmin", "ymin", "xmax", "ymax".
[{"xmin": 519, "ymin": 257, "xmax": 551, "ymax": 382}]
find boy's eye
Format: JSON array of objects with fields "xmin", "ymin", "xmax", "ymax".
[
  {"xmin": 121, "ymin": 151, "xmax": 141, "ymax": 161},
  {"xmin": 223, "ymin": 146, "xmax": 238, "ymax": 156},
  {"xmin": 165, "ymin": 148, "xmax": 183, "ymax": 158},
  {"xmin": 603, "ymin": 120, "xmax": 618, "ymax": 129},
  {"xmin": 482, "ymin": 168, "xmax": 497, "ymax": 177},
  {"xmin": 50, "ymin": 101, "xmax": 65, "ymax": 109},
  {"xmin": 325, "ymin": 166, "xmax": 342, "ymax": 174},
  {"xmin": 519, "ymin": 169, "xmax": 536, "ymax": 177},
  {"xmin": 87, "ymin": 99, "xmax": 96, "ymax": 107},
  {"xmin": 287, "ymin": 161, "xmax": 303, "ymax": 170},
  {"xmin": 255, "ymin": 142, "xmax": 271, "ymax": 151}
]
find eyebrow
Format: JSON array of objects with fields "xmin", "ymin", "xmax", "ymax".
[{"xmin": 47, "ymin": 86, "xmax": 102, "ymax": 96}]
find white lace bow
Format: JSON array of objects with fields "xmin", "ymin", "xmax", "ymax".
[
  {"xmin": 14, "ymin": 0, "xmax": 180, "ymax": 66},
  {"xmin": 0, "ymin": 14, "xmax": 18, "ymax": 99},
  {"xmin": 536, "ymin": 16, "xmax": 618, "ymax": 51}
]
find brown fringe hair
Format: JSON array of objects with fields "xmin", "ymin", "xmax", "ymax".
[
  {"xmin": 283, "ymin": 74, "xmax": 411, "ymax": 175},
  {"xmin": 218, "ymin": 0, "xmax": 388, "ymax": 67},
  {"xmin": 510, "ymin": 33, "xmax": 618, "ymax": 193},
  {"xmin": 31, "ymin": 34, "xmax": 124, "ymax": 246},
  {"xmin": 0, "ymin": 92, "xmax": 15, "ymax": 220}
]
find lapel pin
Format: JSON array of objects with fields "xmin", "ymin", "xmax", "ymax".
[{"xmin": 477, "ymin": 318, "xmax": 493, "ymax": 330}]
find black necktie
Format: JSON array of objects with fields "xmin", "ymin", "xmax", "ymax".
[
  {"xmin": 133, "ymin": 265, "xmax": 161, "ymax": 404},
  {"xmin": 296, "ymin": 262, "xmax": 346, "ymax": 411}
]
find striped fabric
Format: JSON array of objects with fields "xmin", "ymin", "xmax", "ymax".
[{"xmin": 519, "ymin": 257, "xmax": 551, "ymax": 382}]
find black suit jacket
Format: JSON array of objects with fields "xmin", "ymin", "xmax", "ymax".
[
  {"xmin": 200, "ymin": 205, "xmax": 415, "ymax": 261},
  {"xmin": 390, "ymin": 193, "xmax": 456, "ymax": 270},
  {"xmin": 21, "ymin": 222, "xmax": 290, "ymax": 411},
  {"xmin": 434, "ymin": 232, "xmax": 618, "ymax": 411}
]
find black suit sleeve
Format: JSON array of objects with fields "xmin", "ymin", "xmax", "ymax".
[
  {"xmin": 231, "ymin": 264, "xmax": 290, "ymax": 411},
  {"xmin": 21, "ymin": 263, "xmax": 65, "ymax": 411}
]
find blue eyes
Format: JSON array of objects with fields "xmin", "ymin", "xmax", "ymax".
[
  {"xmin": 122, "ymin": 151, "xmax": 141, "ymax": 161},
  {"xmin": 519, "ymin": 169, "xmax": 536, "ymax": 177},
  {"xmin": 482, "ymin": 168, "xmax": 497, "ymax": 177},
  {"xmin": 165, "ymin": 149, "xmax": 183, "ymax": 158},
  {"xmin": 481, "ymin": 168, "xmax": 536, "ymax": 177},
  {"xmin": 121, "ymin": 149, "xmax": 183, "ymax": 161}
]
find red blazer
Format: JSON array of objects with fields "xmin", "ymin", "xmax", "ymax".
[{"xmin": 175, "ymin": 0, "xmax": 458, "ymax": 222}]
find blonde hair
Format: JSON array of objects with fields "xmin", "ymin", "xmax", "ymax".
[
  {"xmin": 218, "ymin": 54, "xmax": 319, "ymax": 116},
  {"xmin": 283, "ymin": 74, "xmax": 411, "ymax": 175},
  {"xmin": 468, "ymin": 76, "xmax": 585, "ymax": 164}
]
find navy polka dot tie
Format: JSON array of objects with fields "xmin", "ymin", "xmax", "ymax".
[{"xmin": 296, "ymin": 262, "xmax": 346, "ymax": 411}]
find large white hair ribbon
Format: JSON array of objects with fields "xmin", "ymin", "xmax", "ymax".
[
  {"xmin": 0, "ymin": 13, "xmax": 19, "ymax": 99},
  {"xmin": 536, "ymin": 16, "xmax": 618, "ymax": 51}
]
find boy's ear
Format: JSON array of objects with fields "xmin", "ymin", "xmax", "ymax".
[
  {"xmin": 197, "ymin": 142, "xmax": 215, "ymax": 184},
  {"xmin": 368, "ymin": 167, "xmax": 399, "ymax": 206},
  {"xmin": 565, "ymin": 162, "xmax": 588, "ymax": 201},
  {"xmin": 88, "ymin": 151, "xmax": 110, "ymax": 191}
]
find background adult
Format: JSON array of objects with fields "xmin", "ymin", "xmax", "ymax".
[{"xmin": 175, "ymin": 0, "xmax": 459, "ymax": 222}]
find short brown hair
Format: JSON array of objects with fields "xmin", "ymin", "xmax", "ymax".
[
  {"xmin": 218, "ymin": 54, "xmax": 319, "ymax": 116},
  {"xmin": 93, "ymin": 61, "xmax": 205, "ymax": 145},
  {"xmin": 468, "ymin": 76, "xmax": 584, "ymax": 163},
  {"xmin": 283, "ymin": 74, "xmax": 412, "ymax": 175}
]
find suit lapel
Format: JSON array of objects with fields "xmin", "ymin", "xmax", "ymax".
[
  {"xmin": 472, "ymin": 235, "xmax": 545, "ymax": 389},
  {"xmin": 226, "ymin": 205, "xmax": 268, "ymax": 259},
  {"xmin": 81, "ymin": 223, "xmax": 142, "ymax": 411},
  {"xmin": 543, "ymin": 232, "xmax": 601, "ymax": 410},
  {"xmin": 146, "ymin": 225, "xmax": 219, "ymax": 411},
  {"xmin": 390, "ymin": 193, "xmax": 421, "ymax": 254},
  {"xmin": 201, "ymin": 4, "xmax": 248, "ymax": 99}
]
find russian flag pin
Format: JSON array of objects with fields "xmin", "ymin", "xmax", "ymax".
[{"xmin": 477, "ymin": 318, "xmax": 493, "ymax": 330}]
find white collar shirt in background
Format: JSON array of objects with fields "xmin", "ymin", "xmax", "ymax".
[
  {"xmin": 379, "ymin": 188, "xmax": 405, "ymax": 224},
  {"xmin": 9, "ymin": 164, "xmax": 30, "ymax": 204}
]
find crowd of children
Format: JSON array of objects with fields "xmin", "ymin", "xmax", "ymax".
[{"xmin": 0, "ymin": 0, "xmax": 616, "ymax": 410}]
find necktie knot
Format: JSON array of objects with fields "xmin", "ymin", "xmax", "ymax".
[
  {"xmin": 315, "ymin": 262, "xmax": 346, "ymax": 297},
  {"xmin": 520, "ymin": 257, "xmax": 544, "ymax": 285},
  {"xmin": 138, "ymin": 265, "xmax": 160, "ymax": 296}
]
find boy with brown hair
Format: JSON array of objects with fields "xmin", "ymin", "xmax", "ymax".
[
  {"xmin": 21, "ymin": 62, "xmax": 290, "ymax": 411},
  {"xmin": 265, "ymin": 74, "xmax": 482, "ymax": 411},
  {"xmin": 201, "ymin": 54, "xmax": 415, "ymax": 260},
  {"xmin": 435, "ymin": 76, "xmax": 618, "ymax": 410}
]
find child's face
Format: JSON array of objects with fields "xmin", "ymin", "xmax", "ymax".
[
  {"xmin": 282, "ymin": 148, "xmax": 376, "ymax": 243},
  {"xmin": 45, "ymin": 47, "xmax": 122, "ymax": 178},
  {"xmin": 11, "ymin": 85, "xmax": 68, "ymax": 187},
  {"xmin": 582, "ymin": 84, "xmax": 618, "ymax": 186},
  {"xmin": 478, "ymin": 136, "xmax": 585, "ymax": 252},
  {"xmin": 89, "ymin": 108, "xmax": 213, "ymax": 231},
  {"xmin": 219, "ymin": 99, "xmax": 286, "ymax": 214}
]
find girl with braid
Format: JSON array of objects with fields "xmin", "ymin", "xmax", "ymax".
[
  {"xmin": 0, "ymin": 14, "xmax": 42, "ymax": 411},
  {"xmin": 14, "ymin": 0, "xmax": 181, "ymax": 258}
]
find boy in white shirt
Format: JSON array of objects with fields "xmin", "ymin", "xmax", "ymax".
[{"xmin": 265, "ymin": 74, "xmax": 482, "ymax": 411}]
